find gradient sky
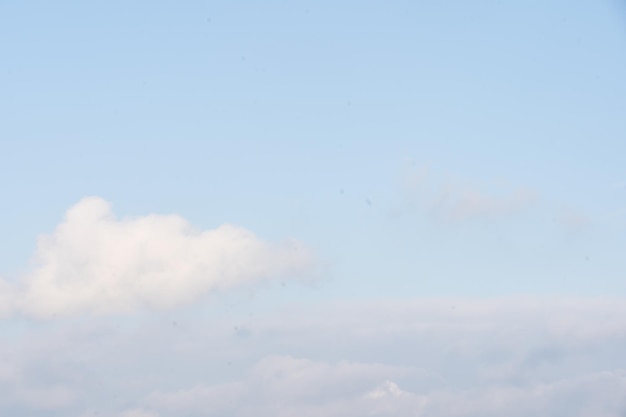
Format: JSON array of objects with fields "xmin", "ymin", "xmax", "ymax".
[{"xmin": 1, "ymin": 1, "xmax": 626, "ymax": 416}]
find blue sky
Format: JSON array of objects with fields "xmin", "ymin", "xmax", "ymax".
[
  {"xmin": 2, "ymin": 0, "xmax": 626, "ymax": 297},
  {"xmin": 1, "ymin": 1, "xmax": 626, "ymax": 415}
]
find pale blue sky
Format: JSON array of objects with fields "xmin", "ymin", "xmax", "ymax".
[{"xmin": 2, "ymin": 0, "xmax": 626, "ymax": 299}]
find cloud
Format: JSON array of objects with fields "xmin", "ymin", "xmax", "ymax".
[
  {"xmin": 2, "ymin": 296, "xmax": 626, "ymax": 416},
  {"xmin": 0, "ymin": 278, "xmax": 15, "ymax": 318},
  {"xmin": 4, "ymin": 197, "xmax": 316, "ymax": 318},
  {"xmin": 0, "ymin": 361, "xmax": 75, "ymax": 411},
  {"xmin": 135, "ymin": 356, "xmax": 626, "ymax": 417},
  {"xmin": 133, "ymin": 295, "xmax": 626, "ymax": 416},
  {"xmin": 397, "ymin": 166, "xmax": 537, "ymax": 223},
  {"xmin": 432, "ymin": 185, "xmax": 537, "ymax": 222},
  {"xmin": 11, "ymin": 385, "xmax": 75, "ymax": 410},
  {"xmin": 119, "ymin": 409, "xmax": 160, "ymax": 417},
  {"xmin": 141, "ymin": 356, "xmax": 427, "ymax": 417}
]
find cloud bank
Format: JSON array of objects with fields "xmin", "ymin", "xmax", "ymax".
[
  {"xmin": 127, "ymin": 297, "xmax": 626, "ymax": 417},
  {"xmin": 2, "ymin": 297, "xmax": 624, "ymax": 416},
  {"xmin": 1, "ymin": 197, "xmax": 316, "ymax": 318},
  {"xmin": 138, "ymin": 358, "xmax": 626, "ymax": 417},
  {"xmin": 143, "ymin": 356, "xmax": 421, "ymax": 417}
]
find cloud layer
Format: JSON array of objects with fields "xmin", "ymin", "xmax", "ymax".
[
  {"xmin": 124, "ymin": 297, "xmax": 626, "ymax": 417},
  {"xmin": 1, "ymin": 297, "xmax": 624, "ymax": 416},
  {"xmin": 138, "ymin": 358, "xmax": 626, "ymax": 417},
  {"xmin": 2, "ymin": 197, "xmax": 315, "ymax": 318}
]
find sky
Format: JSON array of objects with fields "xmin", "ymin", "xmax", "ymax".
[{"xmin": 1, "ymin": 0, "xmax": 626, "ymax": 415}]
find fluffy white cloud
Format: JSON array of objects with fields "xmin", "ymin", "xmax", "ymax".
[{"xmin": 5, "ymin": 197, "xmax": 316, "ymax": 318}]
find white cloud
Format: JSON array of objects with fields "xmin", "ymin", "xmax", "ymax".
[{"xmin": 4, "ymin": 197, "xmax": 316, "ymax": 318}]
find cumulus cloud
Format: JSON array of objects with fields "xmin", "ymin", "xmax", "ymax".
[{"xmin": 4, "ymin": 197, "xmax": 316, "ymax": 318}]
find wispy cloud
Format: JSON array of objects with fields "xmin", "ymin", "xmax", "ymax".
[
  {"xmin": 397, "ymin": 166, "xmax": 538, "ymax": 223},
  {"xmin": 430, "ymin": 184, "xmax": 537, "ymax": 222},
  {"xmin": 557, "ymin": 206, "xmax": 591, "ymax": 233}
]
